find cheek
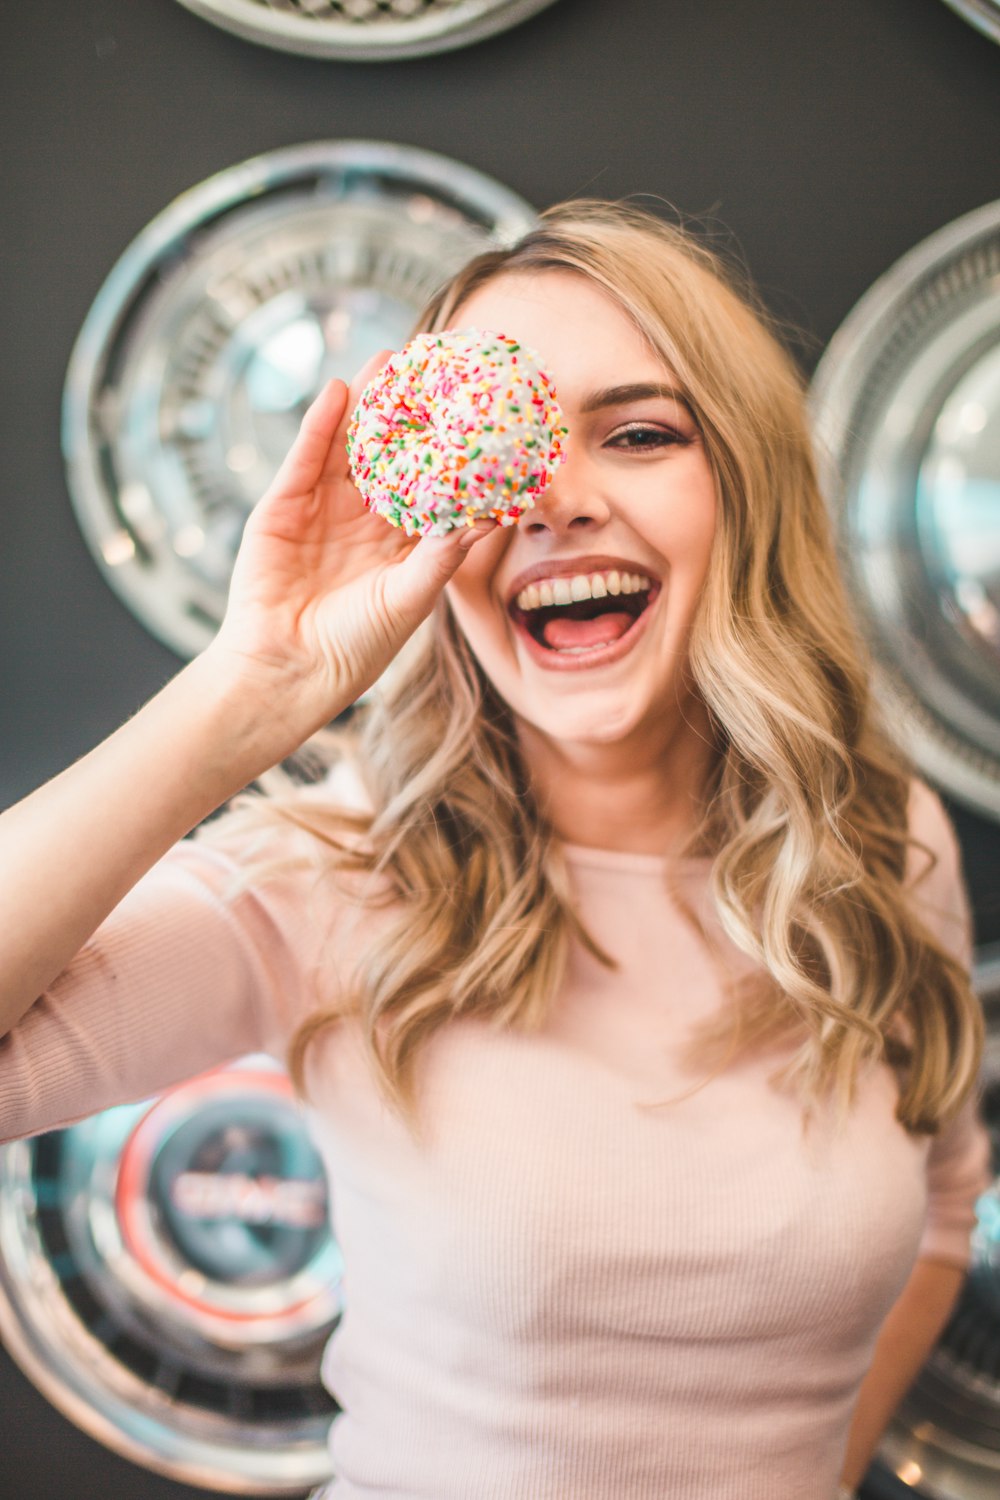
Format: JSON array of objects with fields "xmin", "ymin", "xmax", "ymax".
[
  {"xmin": 443, "ymin": 526, "xmax": 511, "ymax": 629},
  {"xmin": 650, "ymin": 472, "xmax": 717, "ymax": 575},
  {"xmin": 444, "ymin": 587, "xmax": 511, "ymax": 676},
  {"xmin": 443, "ymin": 561, "xmax": 525, "ymax": 706}
]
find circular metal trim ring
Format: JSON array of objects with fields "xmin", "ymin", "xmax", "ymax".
[
  {"xmin": 0, "ymin": 1059, "xmax": 341, "ymax": 1494},
  {"xmin": 174, "ymin": 0, "xmax": 562, "ymax": 61},
  {"xmin": 4, "ymin": 961, "xmax": 999, "ymax": 1495},
  {"xmin": 875, "ymin": 943, "xmax": 1000, "ymax": 1499},
  {"xmin": 809, "ymin": 199, "xmax": 1000, "ymax": 824},
  {"xmin": 61, "ymin": 140, "xmax": 536, "ymax": 661},
  {"xmin": 940, "ymin": 0, "xmax": 1000, "ymax": 44}
]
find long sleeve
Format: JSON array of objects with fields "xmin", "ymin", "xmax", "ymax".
[
  {"xmin": 0, "ymin": 830, "xmax": 321, "ymax": 1145},
  {"xmin": 906, "ymin": 778, "xmax": 993, "ymax": 1269}
]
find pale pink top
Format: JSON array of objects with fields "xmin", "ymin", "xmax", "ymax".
[{"xmin": 0, "ymin": 773, "xmax": 991, "ymax": 1500}]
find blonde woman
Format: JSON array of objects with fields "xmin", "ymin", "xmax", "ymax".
[{"xmin": 0, "ymin": 202, "xmax": 990, "ymax": 1500}]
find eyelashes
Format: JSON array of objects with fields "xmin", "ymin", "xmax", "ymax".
[{"xmin": 604, "ymin": 422, "xmax": 692, "ymax": 452}]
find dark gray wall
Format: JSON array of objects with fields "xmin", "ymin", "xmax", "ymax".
[{"xmin": 1, "ymin": 1, "xmax": 999, "ymax": 1495}]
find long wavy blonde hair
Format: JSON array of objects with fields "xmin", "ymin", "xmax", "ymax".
[{"xmin": 202, "ymin": 199, "xmax": 983, "ymax": 1142}]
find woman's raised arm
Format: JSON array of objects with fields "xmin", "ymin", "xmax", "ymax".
[{"xmin": 0, "ymin": 354, "xmax": 494, "ymax": 1042}]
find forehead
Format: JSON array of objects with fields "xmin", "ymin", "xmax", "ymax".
[{"xmin": 453, "ymin": 270, "xmax": 670, "ymax": 402}]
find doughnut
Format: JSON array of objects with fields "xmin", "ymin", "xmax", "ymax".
[{"xmin": 346, "ymin": 329, "xmax": 569, "ymax": 538}]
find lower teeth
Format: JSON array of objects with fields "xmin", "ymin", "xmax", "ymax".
[{"xmin": 555, "ymin": 642, "xmax": 611, "ymax": 654}]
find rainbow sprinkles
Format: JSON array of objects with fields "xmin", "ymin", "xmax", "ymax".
[{"xmin": 346, "ymin": 330, "xmax": 569, "ymax": 538}]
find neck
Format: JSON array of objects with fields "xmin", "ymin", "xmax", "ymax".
[{"xmin": 517, "ymin": 698, "xmax": 720, "ymax": 857}]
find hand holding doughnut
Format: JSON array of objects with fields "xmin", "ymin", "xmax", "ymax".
[
  {"xmin": 346, "ymin": 330, "xmax": 569, "ymax": 537},
  {"xmin": 207, "ymin": 349, "xmax": 503, "ymax": 743}
]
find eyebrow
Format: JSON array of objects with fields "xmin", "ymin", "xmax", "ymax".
[{"xmin": 579, "ymin": 382, "xmax": 695, "ymax": 416}]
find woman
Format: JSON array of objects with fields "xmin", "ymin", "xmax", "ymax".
[{"xmin": 0, "ymin": 201, "xmax": 990, "ymax": 1500}]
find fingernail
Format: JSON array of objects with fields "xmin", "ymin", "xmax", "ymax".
[{"xmin": 457, "ymin": 520, "xmax": 497, "ymax": 550}]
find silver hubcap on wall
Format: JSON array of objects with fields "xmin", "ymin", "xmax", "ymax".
[
  {"xmin": 810, "ymin": 200, "xmax": 1000, "ymax": 823},
  {"xmin": 61, "ymin": 140, "xmax": 536, "ymax": 659},
  {"xmin": 0, "ymin": 1058, "xmax": 342, "ymax": 1493},
  {"xmin": 173, "ymin": 0, "xmax": 562, "ymax": 61},
  {"xmin": 878, "ymin": 946, "xmax": 1000, "ymax": 1498},
  {"xmin": 939, "ymin": 1, "xmax": 1000, "ymax": 44}
]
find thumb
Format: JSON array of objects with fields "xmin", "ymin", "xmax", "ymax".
[{"xmin": 382, "ymin": 520, "xmax": 499, "ymax": 624}]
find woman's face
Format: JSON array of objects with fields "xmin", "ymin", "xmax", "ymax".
[{"xmin": 444, "ymin": 269, "xmax": 718, "ymax": 751}]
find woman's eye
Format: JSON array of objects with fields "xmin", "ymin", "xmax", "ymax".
[{"xmin": 606, "ymin": 423, "xmax": 686, "ymax": 451}]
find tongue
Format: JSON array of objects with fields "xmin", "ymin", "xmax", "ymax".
[{"xmin": 542, "ymin": 612, "xmax": 633, "ymax": 650}]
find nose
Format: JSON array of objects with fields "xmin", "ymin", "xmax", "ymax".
[{"xmin": 522, "ymin": 448, "xmax": 611, "ymax": 538}]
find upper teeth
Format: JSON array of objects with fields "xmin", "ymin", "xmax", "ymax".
[{"xmin": 515, "ymin": 571, "xmax": 653, "ymax": 611}]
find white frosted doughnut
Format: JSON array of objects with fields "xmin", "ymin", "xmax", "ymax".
[{"xmin": 346, "ymin": 329, "xmax": 569, "ymax": 538}]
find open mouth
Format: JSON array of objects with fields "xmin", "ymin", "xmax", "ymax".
[{"xmin": 508, "ymin": 568, "xmax": 660, "ymax": 663}]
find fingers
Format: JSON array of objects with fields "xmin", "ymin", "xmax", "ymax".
[
  {"xmin": 418, "ymin": 519, "xmax": 500, "ymax": 572},
  {"xmin": 266, "ymin": 349, "xmax": 396, "ymax": 499},
  {"xmin": 266, "ymin": 378, "xmax": 350, "ymax": 498},
  {"xmin": 457, "ymin": 520, "xmax": 500, "ymax": 552},
  {"xmin": 383, "ymin": 520, "xmax": 500, "ymax": 624}
]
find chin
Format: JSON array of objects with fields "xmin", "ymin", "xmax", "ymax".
[{"xmin": 519, "ymin": 695, "xmax": 650, "ymax": 748}]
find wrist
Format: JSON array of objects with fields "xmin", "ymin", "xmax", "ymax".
[{"xmin": 185, "ymin": 647, "xmax": 339, "ymax": 780}]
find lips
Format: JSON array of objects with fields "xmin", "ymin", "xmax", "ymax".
[{"xmin": 505, "ymin": 559, "xmax": 661, "ymax": 672}]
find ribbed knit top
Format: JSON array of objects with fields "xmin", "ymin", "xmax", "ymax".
[{"xmin": 0, "ymin": 774, "xmax": 990, "ymax": 1500}]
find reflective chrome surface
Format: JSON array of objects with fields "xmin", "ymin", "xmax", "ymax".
[
  {"xmin": 0, "ymin": 1058, "xmax": 340, "ymax": 1493},
  {"xmin": 62, "ymin": 141, "xmax": 536, "ymax": 659},
  {"xmin": 940, "ymin": 1, "xmax": 1000, "ymax": 43},
  {"xmin": 875, "ymin": 942, "xmax": 1000, "ymax": 1499},
  {"xmin": 3, "ymin": 1010, "xmax": 999, "ymax": 1495},
  {"xmin": 810, "ymin": 202, "xmax": 1000, "ymax": 823},
  {"xmin": 174, "ymin": 0, "xmax": 562, "ymax": 61}
]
